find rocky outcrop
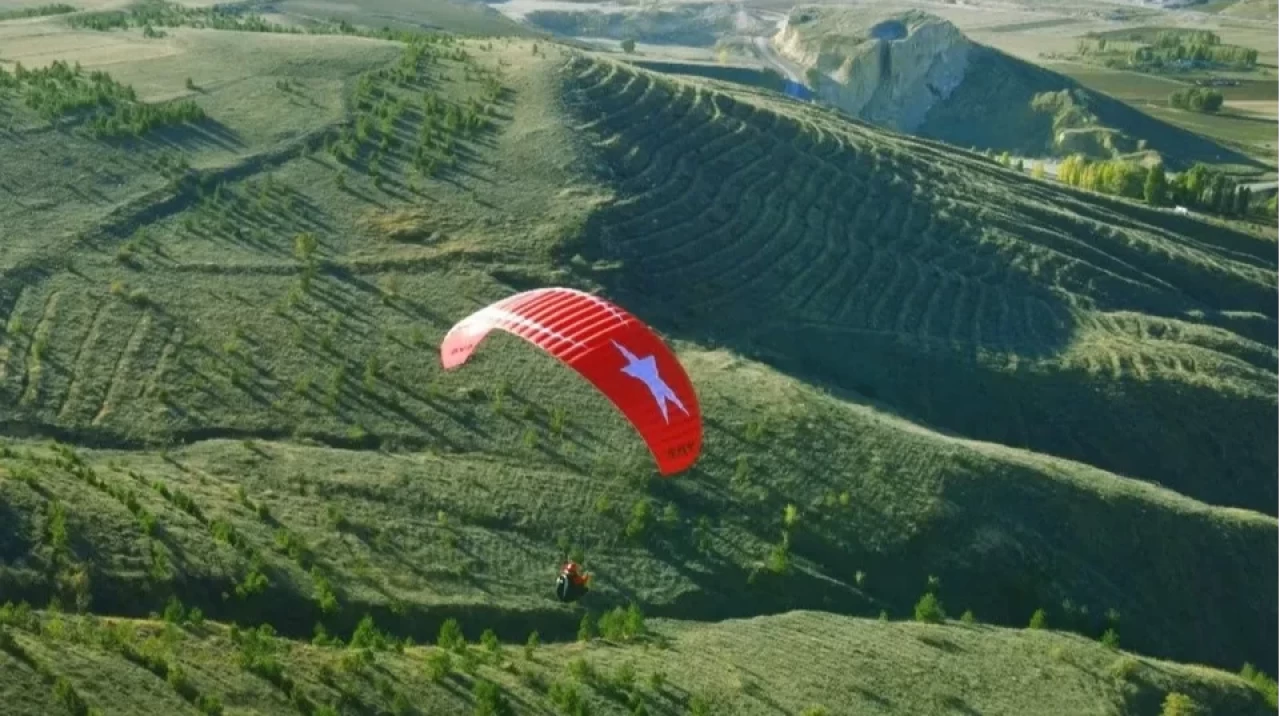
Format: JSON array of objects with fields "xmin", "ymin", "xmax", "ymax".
[{"xmin": 772, "ymin": 7, "xmax": 971, "ymax": 133}]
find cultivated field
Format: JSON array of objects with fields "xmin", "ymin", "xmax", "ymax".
[{"xmin": 0, "ymin": 3, "xmax": 1277, "ymax": 715}]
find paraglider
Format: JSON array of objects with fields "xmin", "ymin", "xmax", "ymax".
[
  {"xmin": 555, "ymin": 561, "xmax": 591, "ymax": 603},
  {"xmin": 439, "ymin": 287, "xmax": 703, "ymax": 476}
]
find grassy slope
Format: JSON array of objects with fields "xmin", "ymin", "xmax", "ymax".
[
  {"xmin": 0, "ymin": 21, "xmax": 1276, "ymax": 714},
  {"xmin": 0, "ymin": 609, "xmax": 1273, "ymax": 716},
  {"xmin": 918, "ymin": 43, "xmax": 1268, "ymax": 168},
  {"xmin": 561, "ymin": 58, "xmax": 1278, "ymax": 512}
]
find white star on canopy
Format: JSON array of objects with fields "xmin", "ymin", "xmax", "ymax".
[{"xmin": 612, "ymin": 340, "xmax": 688, "ymax": 423}]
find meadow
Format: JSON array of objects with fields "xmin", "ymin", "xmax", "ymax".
[{"xmin": 0, "ymin": 3, "xmax": 1277, "ymax": 715}]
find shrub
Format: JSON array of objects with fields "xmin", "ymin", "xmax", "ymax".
[
  {"xmin": 53, "ymin": 677, "xmax": 89, "ymax": 716},
  {"xmin": 1028, "ymin": 609, "xmax": 1048, "ymax": 630},
  {"xmin": 1100, "ymin": 628, "xmax": 1119, "ymax": 649},
  {"xmin": 480, "ymin": 628, "xmax": 501, "ymax": 659},
  {"xmin": 800, "ymin": 708, "xmax": 829, "ymax": 716},
  {"xmin": 425, "ymin": 650, "xmax": 452, "ymax": 681},
  {"xmin": 1109, "ymin": 656, "xmax": 1140, "ymax": 681},
  {"xmin": 567, "ymin": 656, "xmax": 594, "ymax": 682},
  {"xmin": 624, "ymin": 603, "xmax": 646, "ymax": 638},
  {"xmin": 625, "ymin": 499, "xmax": 651, "ymax": 539},
  {"xmin": 438, "ymin": 618, "xmax": 465, "ymax": 651},
  {"xmin": 960, "ymin": 610, "xmax": 975, "ymax": 625},
  {"xmin": 913, "ymin": 593, "xmax": 945, "ymax": 624},
  {"xmin": 162, "ymin": 597, "xmax": 185, "ymax": 624},
  {"xmin": 349, "ymin": 614, "xmax": 386, "ymax": 651},
  {"xmin": 524, "ymin": 630, "xmax": 539, "ymax": 660},
  {"xmin": 782, "ymin": 504, "xmax": 799, "ymax": 529},
  {"xmin": 196, "ymin": 694, "xmax": 224, "ymax": 715},
  {"xmin": 548, "ymin": 680, "xmax": 583, "ymax": 714},
  {"xmin": 765, "ymin": 543, "xmax": 789, "ymax": 574},
  {"xmin": 1160, "ymin": 692, "xmax": 1202, "ymax": 716},
  {"xmin": 1240, "ymin": 663, "xmax": 1278, "ymax": 708},
  {"xmin": 473, "ymin": 679, "xmax": 505, "ymax": 716}
]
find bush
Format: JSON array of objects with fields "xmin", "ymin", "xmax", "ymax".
[
  {"xmin": 1160, "ymin": 692, "xmax": 1202, "ymax": 716},
  {"xmin": 799, "ymin": 708, "xmax": 829, "ymax": 716},
  {"xmin": 960, "ymin": 610, "xmax": 975, "ymax": 625},
  {"xmin": 196, "ymin": 695, "xmax": 224, "ymax": 715},
  {"xmin": 913, "ymin": 593, "xmax": 946, "ymax": 624},
  {"xmin": 567, "ymin": 656, "xmax": 594, "ymax": 682},
  {"xmin": 1109, "ymin": 656, "xmax": 1139, "ymax": 681},
  {"xmin": 1100, "ymin": 628, "xmax": 1119, "ymax": 649},
  {"xmin": 548, "ymin": 680, "xmax": 583, "ymax": 714},
  {"xmin": 162, "ymin": 597, "xmax": 185, "ymax": 624},
  {"xmin": 349, "ymin": 614, "xmax": 386, "ymax": 651},
  {"xmin": 438, "ymin": 618, "xmax": 465, "ymax": 651},
  {"xmin": 426, "ymin": 650, "xmax": 452, "ymax": 681},
  {"xmin": 1028, "ymin": 609, "xmax": 1048, "ymax": 630},
  {"xmin": 480, "ymin": 628, "xmax": 501, "ymax": 659},
  {"xmin": 1240, "ymin": 663, "xmax": 1278, "ymax": 708},
  {"xmin": 473, "ymin": 679, "xmax": 505, "ymax": 716},
  {"xmin": 524, "ymin": 630, "xmax": 539, "ymax": 659}
]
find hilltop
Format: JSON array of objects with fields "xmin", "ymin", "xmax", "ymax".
[
  {"xmin": 772, "ymin": 5, "xmax": 1260, "ymax": 168},
  {"xmin": 0, "ymin": 7, "xmax": 1276, "ymax": 715}
]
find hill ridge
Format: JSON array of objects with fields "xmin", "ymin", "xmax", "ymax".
[{"xmin": 553, "ymin": 54, "xmax": 1277, "ymax": 515}]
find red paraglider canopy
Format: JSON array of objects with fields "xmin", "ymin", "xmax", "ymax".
[{"xmin": 440, "ymin": 287, "xmax": 702, "ymax": 476}]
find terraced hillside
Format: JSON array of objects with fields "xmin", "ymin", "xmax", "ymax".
[
  {"xmin": 0, "ymin": 608, "xmax": 1273, "ymax": 716},
  {"xmin": 559, "ymin": 56, "xmax": 1278, "ymax": 517},
  {"xmin": 0, "ymin": 16, "xmax": 1277, "ymax": 716}
]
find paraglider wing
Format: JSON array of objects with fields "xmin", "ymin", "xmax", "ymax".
[{"xmin": 440, "ymin": 288, "xmax": 702, "ymax": 476}]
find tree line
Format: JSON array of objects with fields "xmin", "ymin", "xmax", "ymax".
[
  {"xmin": 1077, "ymin": 29, "xmax": 1258, "ymax": 71},
  {"xmin": 1168, "ymin": 87, "xmax": 1224, "ymax": 113},
  {"xmin": 1058, "ymin": 155, "xmax": 1262, "ymax": 217},
  {"xmin": 0, "ymin": 59, "xmax": 204, "ymax": 138}
]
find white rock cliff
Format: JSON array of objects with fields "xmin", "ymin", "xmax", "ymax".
[{"xmin": 772, "ymin": 8, "xmax": 972, "ymax": 133}]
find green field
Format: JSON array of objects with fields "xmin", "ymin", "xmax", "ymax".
[
  {"xmin": 1044, "ymin": 61, "xmax": 1277, "ymax": 162},
  {"xmin": 0, "ymin": 4, "xmax": 1277, "ymax": 715}
]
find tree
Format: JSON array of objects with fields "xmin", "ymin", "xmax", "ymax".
[
  {"xmin": 1160, "ymin": 692, "xmax": 1202, "ymax": 716},
  {"xmin": 293, "ymin": 232, "xmax": 317, "ymax": 263},
  {"xmin": 1028, "ymin": 608, "xmax": 1048, "ymax": 629},
  {"xmin": 472, "ymin": 679, "xmax": 505, "ymax": 716},
  {"xmin": 1144, "ymin": 164, "xmax": 1168, "ymax": 206},
  {"xmin": 621, "ymin": 38, "xmax": 637, "ymax": 53},
  {"xmin": 913, "ymin": 592, "xmax": 946, "ymax": 624},
  {"xmin": 438, "ymin": 618, "xmax": 465, "ymax": 651},
  {"xmin": 1101, "ymin": 628, "xmax": 1120, "ymax": 649}
]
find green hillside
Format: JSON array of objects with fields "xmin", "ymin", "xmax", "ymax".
[
  {"xmin": 0, "ymin": 9, "xmax": 1276, "ymax": 715},
  {"xmin": 0, "ymin": 608, "xmax": 1274, "ymax": 716},
  {"xmin": 919, "ymin": 44, "xmax": 1264, "ymax": 168}
]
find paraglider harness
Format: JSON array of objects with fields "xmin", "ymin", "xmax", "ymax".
[{"xmin": 555, "ymin": 561, "xmax": 591, "ymax": 603}]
